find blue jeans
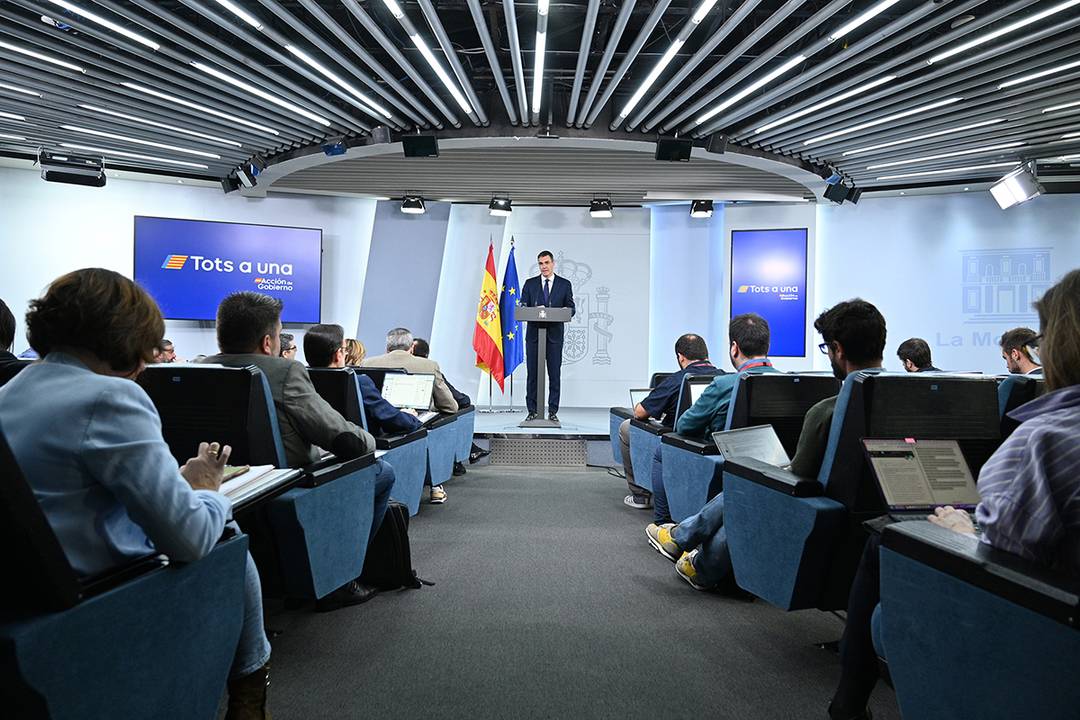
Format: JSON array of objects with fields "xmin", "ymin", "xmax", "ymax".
[
  {"xmin": 371, "ymin": 460, "xmax": 394, "ymax": 543},
  {"xmin": 672, "ymin": 492, "xmax": 731, "ymax": 587},
  {"xmin": 650, "ymin": 445, "xmax": 672, "ymax": 524},
  {"xmin": 233, "ymin": 550, "xmax": 272, "ymax": 678}
]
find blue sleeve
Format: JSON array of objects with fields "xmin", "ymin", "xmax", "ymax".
[
  {"xmin": 359, "ymin": 375, "xmax": 421, "ymax": 435},
  {"xmin": 81, "ymin": 382, "xmax": 231, "ymax": 564},
  {"xmin": 676, "ymin": 375, "xmax": 734, "ymax": 436}
]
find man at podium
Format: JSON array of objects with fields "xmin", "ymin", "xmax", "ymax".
[{"xmin": 520, "ymin": 250, "xmax": 576, "ymax": 422}]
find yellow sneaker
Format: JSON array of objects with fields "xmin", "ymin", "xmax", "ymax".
[
  {"xmin": 675, "ymin": 550, "xmax": 711, "ymax": 591},
  {"xmin": 645, "ymin": 523, "xmax": 681, "ymax": 561}
]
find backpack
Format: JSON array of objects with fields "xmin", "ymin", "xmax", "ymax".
[{"xmin": 360, "ymin": 501, "xmax": 432, "ymax": 591}]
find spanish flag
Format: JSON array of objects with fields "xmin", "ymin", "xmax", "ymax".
[{"xmin": 473, "ymin": 242, "xmax": 505, "ymax": 390}]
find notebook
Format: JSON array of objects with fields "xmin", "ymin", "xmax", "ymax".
[
  {"xmin": 710, "ymin": 425, "xmax": 790, "ymax": 467},
  {"xmin": 220, "ymin": 465, "xmax": 301, "ymax": 509},
  {"xmin": 862, "ymin": 439, "xmax": 981, "ymax": 512},
  {"xmin": 381, "ymin": 373, "xmax": 438, "ymax": 424}
]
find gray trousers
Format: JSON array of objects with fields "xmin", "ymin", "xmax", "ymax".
[{"xmin": 619, "ymin": 418, "xmax": 651, "ymax": 498}]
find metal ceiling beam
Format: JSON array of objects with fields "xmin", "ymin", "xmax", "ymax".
[
  {"xmin": 672, "ymin": 0, "xmax": 855, "ymax": 135},
  {"xmin": 624, "ymin": 0, "xmax": 760, "ymax": 131},
  {"xmin": 341, "ymin": 0, "xmax": 459, "ymax": 129},
  {"xmin": 503, "ymin": 0, "xmax": 530, "ymax": 124},
  {"xmin": 565, "ymin": 0, "xmax": 599, "ymax": 127},
  {"xmin": 642, "ymin": 0, "xmax": 807, "ymax": 132},
  {"xmin": 576, "ymin": 0, "xmax": 636, "ymax": 129},
  {"xmin": 288, "ymin": 0, "xmax": 434, "ymax": 127},
  {"xmin": 466, "ymin": 0, "xmax": 518, "ymax": 125},
  {"xmin": 417, "ymin": 0, "xmax": 488, "ymax": 125}
]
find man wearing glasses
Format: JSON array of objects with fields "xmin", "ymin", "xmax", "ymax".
[{"xmin": 999, "ymin": 327, "xmax": 1043, "ymax": 376}]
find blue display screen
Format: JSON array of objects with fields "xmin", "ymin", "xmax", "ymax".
[
  {"xmin": 730, "ymin": 228, "xmax": 808, "ymax": 357},
  {"xmin": 133, "ymin": 216, "xmax": 322, "ymax": 323}
]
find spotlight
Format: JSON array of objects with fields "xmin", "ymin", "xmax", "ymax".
[
  {"xmin": 220, "ymin": 176, "xmax": 240, "ymax": 194},
  {"xmin": 824, "ymin": 183, "xmax": 851, "ymax": 204},
  {"xmin": 321, "ymin": 136, "xmax": 347, "ymax": 156},
  {"xmin": 690, "ymin": 199, "xmax": 714, "ymax": 218},
  {"xmin": 401, "ymin": 195, "xmax": 426, "ymax": 214},
  {"xmin": 847, "ymin": 187, "xmax": 863, "ymax": 204},
  {"xmin": 38, "ymin": 149, "xmax": 105, "ymax": 187},
  {"xmin": 488, "ymin": 196, "xmax": 512, "ymax": 217},
  {"xmin": 236, "ymin": 166, "xmax": 256, "ymax": 189},
  {"xmin": 589, "ymin": 198, "xmax": 613, "ymax": 218},
  {"xmin": 990, "ymin": 163, "xmax": 1041, "ymax": 209}
]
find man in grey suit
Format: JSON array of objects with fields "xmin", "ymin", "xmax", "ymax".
[
  {"xmin": 203, "ymin": 291, "xmax": 393, "ymax": 610},
  {"xmin": 363, "ymin": 327, "xmax": 458, "ymax": 504}
]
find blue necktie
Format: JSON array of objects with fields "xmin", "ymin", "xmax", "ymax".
[{"xmin": 543, "ymin": 278, "xmax": 550, "ymax": 305}]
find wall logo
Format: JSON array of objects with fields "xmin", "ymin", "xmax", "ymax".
[
  {"xmin": 161, "ymin": 254, "xmax": 188, "ymax": 270},
  {"xmin": 961, "ymin": 247, "xmax": 1051, "ymax": 325},
  {"xmin": 530, "ymin": 253, "xmax": 614, "ymax": 366}
]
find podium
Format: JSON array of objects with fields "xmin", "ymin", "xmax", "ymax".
[{"xmin": 515, "ymin": 305, "xmax": 573, "ymax": 428}]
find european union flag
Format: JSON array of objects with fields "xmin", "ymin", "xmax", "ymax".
[{"xmin": 500, "ymin": 244, "xmax": 524, "ymax": 376}]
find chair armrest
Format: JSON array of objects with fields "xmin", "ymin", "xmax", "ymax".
[
  {"xmin": 883, "ymin": 521, "xmax": 1080, "ymax": 628},
  {"xmin": 430, "ymin": 414, "xmax": 457, "ymax": 430},
  {"xmin": 630, "ymin": 417, "xmax": 672, "ymax": 436},
  {"xmin": 610, "ymin": 406, "xmax": 634, "ymax": 421},
  {"xmin": 301, "ymin": 452, "xmax": 376, "ymax": 488},
  {"xmin": 376, "ymin": 428, "xmax": 428, "ymax": 450},
  {"xmin": 661, "ymin": 432, "xmax": 719, "ymax": 455},
  {"xmin": 723, "ymin": 457, "xmax": 823, "ymax": 497}
]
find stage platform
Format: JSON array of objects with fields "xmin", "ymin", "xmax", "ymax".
[{"xmin": 473, "ymin": 406, "xmax": 611, "ymax": 439}]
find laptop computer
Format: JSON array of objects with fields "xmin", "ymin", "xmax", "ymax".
[
  {"xmin": 862, "ymin": 439, "xmax": 981, "ymax": 519},
  {"xmin": 674, "ymin": 375, "xmax": 717, "ymax": 421},
  {"xmin": 629, "ymin": 388, "xmax": 651, "ymax": 408},
  {"xmin": 710, "ymin": 425, "xmax": 791, "ymax": 467},
  {"xmin": 381, "ymin": 373, "xmax": 439, "ymax": 425}
]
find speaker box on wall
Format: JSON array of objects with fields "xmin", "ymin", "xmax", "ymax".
[
  {"xmin": 402, "ymin": 135, "xmax": 439, "ymax": 158},
  {"xmin": 706, "ymin": 134, "xmax": 729, "ymax": 154},
  {"xmin": 655, "ymin": 137, "xmax": 693, "ymax": 162}
]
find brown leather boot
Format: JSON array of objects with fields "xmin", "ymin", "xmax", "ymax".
[{"xmin": 225, "ymin": 663, "xmax": 271, "ymax": 720}]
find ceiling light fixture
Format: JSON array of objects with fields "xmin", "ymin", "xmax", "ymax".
[
  {"xmin": 1062, "ymin": 132, "xmax": 1080, "ymax": 139},
  {"xmin": 866, "ymin": 142, "xmax": 1024, "ymax": 170},
  {"xmin": 531, "ymin": 0, "xmax": 549, "ymax": 117},
  {"xmin": 1059, "ymin": 153, "xmax": 1080, "ymax": 161},
  {"xmin": 754, "ymin": 76, "xmax": 897, "ymax": 134},
  {"xmin": 0, "ymin": 110, "xmax": 26, "ymax": 121},
  {"xmin": 828, "ymin": 0, "xmax": 903, "ymax": 41},
  {"xmin": 990, "ymin": 164, "xmax": 1042, "ymax": 209},
  {"xmin": 690, "ymin": 199, "xmax": 714, "ymax": 218},
  {"xmin": 285, "ymin": 45, "xmax": 391, "ymax": 119},
  {"xmin": 47, "ymin": 0, "xmax": 161, "ymax": 50},
  {"xmin": 804, "ymin": 97, "xmax": 963, "ymax": 145},
  {"xmin": 378, "ymin": 0, "xmax": 471, "ymax": 114},
  {"xmin": 841, "ymin": 118, "xmax": 1006, "ymax": 156},
  {"xmin": 489, "ymin": 196, "xmax": 513, "ymax": 217},
  {"xmin": 876, "ymin": 162, "xmax": 1017, "ymax": 181},
  {"xmin": 0, "ymin": 132, "xmax": 27, "ymax": 141},
  {"xmin": 0, "ymin": 81, "xmax": 41, "ymax": 97},
  {"xmin": 192, "ymin": 62, "xmax": 332, "ymax": 127},
  {"xmin": 589, "ymin": 198, "xmax": 614, "ymax": 218},
  {"xmin": 401, "ymin": 194, "xmax": 426, "ymax": 214},
  {"xmin": 122, "ymin": 82, "xmax": 280, "ymax": 136},
  {"xmin": 928, "ymin": 0, "xmax": 1080, "ymax": 65},
  {"xmin": 0, "ymin": 39, "xmax": 86, "ymax": 73},
  {"xmin": 998, "ymin": 58, "xmax": 1080, "ymax": 89},
  {"xmin": 1043, "ymin": 99, "xmax": 1080, "ymax": 113},
  {"xmin": 695, "ymin": 54, "xmax": 807, "ymax": 126},
  {"xmin": 61, "ymin": 125, "xmax": 222, "ymax": 159},
  {"xmin": 77, "ymin": 104, "xmax": 243, "ymax": 148},
  {"xmin": 213, "ymin": 0, "xmax": 264, "ymax": 30},
  {"xmin": 60, "ymin": 142, "xmax": 210, "ymax": 169}
]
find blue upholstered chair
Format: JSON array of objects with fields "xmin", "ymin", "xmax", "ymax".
[
  {"xmin": 996, "ymin": 374, "xmax": 1045, "ymax": 438},
  {"xmin": 426, "ymin": 413, "xmax": 458, "ymax": 486},
  {"xmin": 0, "ymin": 427, "xmax": 248, "ymax": 720},
  {"xmin": 628, "ymin": 418, "xmax": 668, "ymax": 493},
  {"xmin": 879, "ymin": 521, "xmax": 1080, "ymax": 719},
  {"xmin": 661, "ymin": 374, "xmax": 841, "ymax": 522},
  {"xmin": 723, "ymin": 373, "xmax": 1001, "ymax": 611},
  {"xmin": 454, "ymin": 405, "xmax": 477, "ymax": 464},
  {"xmin": 608, "ymin": 406, "xmax": 634, "ymax": 465},
  {"xmin": 141, "ymin": 364, "xmax": 379, "ymax": 600}
]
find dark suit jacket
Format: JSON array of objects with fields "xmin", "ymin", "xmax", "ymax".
[
  {"xmin": 520, "ymin": 274, "xmax": 576, "ymax": 342},
  {"xmin": 357, "ymin": 374, "xmax": 422, "ymax": 436},
  {"xmin": 0, "ymin": 350, "xmax": 29, "ymax": 388}
]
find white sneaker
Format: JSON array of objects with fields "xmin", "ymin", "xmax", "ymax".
[
  {"xmin": 430, "ymin": 485, "xmax": 448, "ymax": 504},
  {"xmin": 623, "ymin": 494, "xmax": 652, "ymax": 509}
]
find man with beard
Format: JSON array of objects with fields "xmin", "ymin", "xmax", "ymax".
[{"xmin": 645, "ymin": 299, "xmax": 887, "ymax": 591}]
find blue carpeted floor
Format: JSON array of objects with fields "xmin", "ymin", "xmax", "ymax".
[{"xmin": 265, "ymin": 466, "xmax": 901, "ymax": 719}]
